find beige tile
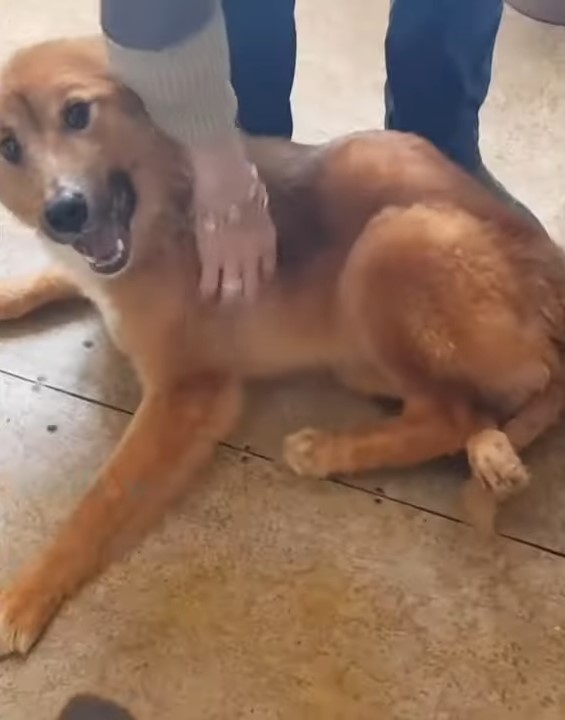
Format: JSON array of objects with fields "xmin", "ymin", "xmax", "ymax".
[
  {"xmin": 0, "ymin": 373, "xmax": 129, "ymax": 574},
  {"xmin": 480, "ymin": 9, "xmax": 565, "ymax": 242},
  {"xmin": 2, "ymin": 0, "xmax": 565, "ymax": 551},
  {"xmin": 0, "ymin": 299, "xmax": 139, "ymax": 412},
  {"xmin": 1, "ymin": 373, "xmax": 564, "ymax": 720},
  {"xmin": 292, "ymin": 2, "xmax": 565, "ymax": 241},
  {"xmin": 235, "ymin": 376, "xmax": 565, "ymax": 555},
  {"xmin": 293, "ymin": 0, "xmax": 388, "ymax": 141},
  {"xmin": 0, "ymin": 0, "xmax": 96, "ymax": 57},
  {"xmin": 1, "ymin": 3, "xmax": 565, "ymax": 717},
  {"xmin": 2, "ymin": 292, "xmax": 565, "ymax": 554},
  {"xmin": 2, "ymin": 296, "xmax": 564, "ymax": 554}
]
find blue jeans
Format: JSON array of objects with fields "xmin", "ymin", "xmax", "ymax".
[
  {"xmin": 222, "ymin": 0, "xmax": 296, "ymax": 138},
  {"xmin": 223, "ymin": 0, "xmax": 503, "ymax": 172},
  {"xmin": 384, "ymin": 0, "xmax": 503, "ymax": 170}
]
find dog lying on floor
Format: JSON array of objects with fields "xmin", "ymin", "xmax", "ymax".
[{"xmin": 0, "ymin": 38, "xmax": 564, "ymax": 658}]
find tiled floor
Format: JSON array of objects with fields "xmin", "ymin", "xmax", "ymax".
[{"xmin": 1, "ymin": 2, "xmax": 564, "ymax": 719}]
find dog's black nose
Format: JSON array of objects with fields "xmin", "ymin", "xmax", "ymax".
[{"xmin": 44, "ymin": 188, "xmax": 89, "ymax": 237}]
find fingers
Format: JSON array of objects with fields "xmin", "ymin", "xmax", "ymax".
[
  {"xmin": 220, "ymin": 246, "xmax": 244, "ymax": 303},
  {"xmin": 191, "ymin": 133, "xmax": 277, "ymax": 302},
  {"xmin": 219, "ymin": 227, "xmax": 261, "ymax": 303},
  {"xmin": 260, "ymin": 224, "xmax": 277, "ymax": 281},
  {"xmin": 197, "ymin": 227, "xmax": 221, "ymax": 300},
  {"xmin": 239, "ymin": 214, "xmax": 275, "ymax": 302},
  {"xmin": 199, "ymin": 214, "xmax": 277, "ymax": 304},
  {"xmin": 241, "ymin": 247, "xmax": 260, "ymax": 303}
]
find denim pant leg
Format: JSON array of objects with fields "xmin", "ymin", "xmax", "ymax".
[
  {"xmin": 222, "ymin": 0, "xmax": 297, "ymax": 138},
  {"xmin": 384, "ymin": 0, "xmax": 503, "ymax": 171}
]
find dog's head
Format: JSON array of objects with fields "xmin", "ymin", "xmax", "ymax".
[{"xmin": 0, "ymin": 39, "xmax": 190, "ymax": 278}]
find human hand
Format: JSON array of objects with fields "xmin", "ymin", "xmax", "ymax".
[{"xmin": 191, "ymin": 133, "xmax": 276, "ymax": 302}]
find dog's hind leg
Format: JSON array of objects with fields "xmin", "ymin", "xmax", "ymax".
[
  {"xmin": 462, "ymin": 379, "xmax": 565, "ymax": 533},
  {"xmin": 284, "ymin": 395, "xmax": 483, "ymax": 478},
  {"xmin": 0, "ymin": 375, "xmax": 242, "ymax": 658},
  {"xmin": 0, "ymin": 269, "xmax": 81, "ymax": 321},
  {"xmin": 503, "ymin": 379, "xmax": 565, "ymax": 452}
]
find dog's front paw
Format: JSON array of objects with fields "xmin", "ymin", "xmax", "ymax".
[
  {"xmin": 283, "ymin": 428, "xmax": 333, "ymax": 478},
  {"xmin": 0, "ymin": 582, "xmax": 59, "ymax": 658},
  {"xmin": 0, "ymin": 281, "xmax": 27, "ymax": 321},
  {"xmin": 467, "ymin": 429, "xmax": 530, "ymax": 502}
]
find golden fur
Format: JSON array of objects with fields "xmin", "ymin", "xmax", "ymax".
[{"xmin": 0, "ymin": 39, "xmax": 564, "ymax": 657}]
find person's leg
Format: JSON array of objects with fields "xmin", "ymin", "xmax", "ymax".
[
  {"xmin": 222, "ymin": 0, "xmax": 296, "ymax": 138},
  {"xmin": 384, "ymin": 0, "xmax": 502, "ymax": 172},
  {"xmin": 384, "ymin": 0, "xmax": 544, "ymax": 229}
]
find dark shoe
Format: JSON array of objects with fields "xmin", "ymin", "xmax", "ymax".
[
  {"xmin": 56, "ymin": 694, "xmax": 136, "ymax": 720},
  {"xmin": 473, "ymin": 163, "xmax": 547, "ymax": 234}
]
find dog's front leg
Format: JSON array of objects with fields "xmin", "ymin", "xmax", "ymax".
[
  {"xmin": 0, "ymin": 374, "xmax": 242, "ymax": 658},
  {"xmin": 0, "ymin": 269, "xmax": 81, "ymax": 320}
]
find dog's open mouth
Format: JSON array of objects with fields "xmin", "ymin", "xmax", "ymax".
[{"xmin": 73, "ymin": 172, "xmax": 136, "ymax": 276}]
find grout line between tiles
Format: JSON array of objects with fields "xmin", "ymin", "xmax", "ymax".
[
  {"xmin": 0, "ymin": 366, "xmax": 134, "ymax": 416},
  {"xmin": 2, "ymin": 366, "xmax": 564, "ymax": 560},
  {"xmin": 0, "ymin": 367, "xmax": 279, "ymax": 463},
  {"xmin": 330, "ymin": 476, "xmax": 565, "ymax": 560}
]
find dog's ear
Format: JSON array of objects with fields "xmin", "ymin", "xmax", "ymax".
[
  {"xmin": 80, "ymin": 39, "xmax": 148, "ymax": 121},
  {"xmin": 44, "ymin": 37, "xmax": 148, "ymax": 121},
  {"xmin": 55, "ymin": 693, "xmax": 137, "ymax": 720},
  {"xmin": 109, "ymin": 79, "xmax": 148, "ymax": 120}
]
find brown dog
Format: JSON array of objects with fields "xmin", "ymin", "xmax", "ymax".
[{"xmin": 0, "ymin": 38, "xmax": 564, "ymax": 658}]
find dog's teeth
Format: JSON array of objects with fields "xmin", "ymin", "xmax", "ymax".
[
  {"xmin": 83, "ymin": 237, "xmax": 127, "ymax": 272},
  {"xmin": 90, "ymin": 240, "xmax": 126, "ymax": 269}
]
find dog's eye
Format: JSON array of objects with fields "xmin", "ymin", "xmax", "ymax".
[
  {"xmin": 63, "ymin": 101, "xmax": 91, "ymax": 131},
  {"xmin": 0, "ymin": 135, "xmax": 22, "ymax": 165}
]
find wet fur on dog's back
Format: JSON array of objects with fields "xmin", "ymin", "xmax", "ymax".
[{"xmin": 0, "ymin": 38, "xmax": 564, "ymax": 657}]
